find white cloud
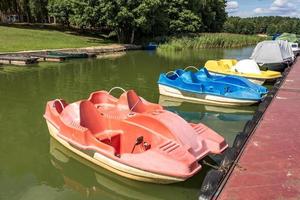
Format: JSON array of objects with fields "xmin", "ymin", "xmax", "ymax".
[
  {"xmin": 254, "ymin": 8, "xmax": 268, "ymax": 14},
  {"xmin": 273, "ymin": 0, "xmax": 288, "ymax": 7},
  {"xmin": 254, "ymin": 0, "xmax": 299, "ymax": 16},
  {"xmin": 226, "ymin": 1, "xmax": 239, "ymax": 13}
]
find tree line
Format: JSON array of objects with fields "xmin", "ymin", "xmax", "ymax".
[
  {"xmin": 47, "ymin": 0, "xmax": 227, "ymax": 43},
  {"xmin": 3, "ymin": 1, "xmax": 300, "ymax": 43},
  {"xmin": 0, "ymin": 0, "xmax": 227, "ymax": 43},
  {"xmin": 224, "ymin": 16, "xmax": 300, "ymax": 36},
  {"xmin": 0, "ymin": 0, "xmax": 48, "ymax": 23}
]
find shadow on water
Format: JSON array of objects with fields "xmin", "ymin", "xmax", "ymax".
[{"xmin": 0, "ymin": 48, "xmax": 255, "ymax": 200}]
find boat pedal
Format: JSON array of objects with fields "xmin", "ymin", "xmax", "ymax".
[{"xmin": 131, "ymin": 136, "xmax": 144, "ymax": 153}]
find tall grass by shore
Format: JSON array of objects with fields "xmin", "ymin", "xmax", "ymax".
[{"xmin": 158, "ymin": 33, "xmax": 264, "ymax": 51}]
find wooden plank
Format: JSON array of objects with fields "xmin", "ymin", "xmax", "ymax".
[
  {"xmin": 218, "ymin": 59, "xmax": 300, "ymax": 200},
  {"xmin": 0, "ymin": 56, "xmax": 38, "ymax": 66}
]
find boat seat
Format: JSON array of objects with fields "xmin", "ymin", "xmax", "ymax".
[
  {"xmin": 53, "ymin": 99, "xmax": 68, "ymax": 114},
  {"xmin": 89, "ymin": 91, "xmax": 115, "ymax": 105},
  {"xmin": 80, "ymin": 100, "xmax": 106, "ymax": 134},
  {"xmin": 127, "ymin": 90, "xmax": 147, "ymax": 113},
  {"xmin": 94, "ymin": 130, "xmax": 123, "ymax": 141},
  {"xmin": 196, "ymin": 68, "xmax": 212, "ymax": 79},
  {"xmin": 220, "ymin": 59, "xmax": 237, "ymax": 67},
  {"xmin": 175, "ymin": 69, "xmax": 185, "ymax": 76},
  {"xmin": 217, "ymin": 62, "xmax": 231, "ymax": 71},
  {"xmin": 181, "ymin": 71, "xmax": 200, "ymax": 83},
  {"xmin": 205, "ymin": 60, "xmax": 219, "ymax": 69}
]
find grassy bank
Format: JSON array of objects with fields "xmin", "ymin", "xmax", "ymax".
[
  {"xmin": 0, "ymin": 26, "xmax": 112, "ymax": 52},
  {"xmin": 158, "ymin": 33, "xmax": 264, "ymax": 51}
]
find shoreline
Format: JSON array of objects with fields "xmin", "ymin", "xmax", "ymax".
[{"xmin": 0, "ymin": 44, "xmax": 142, "ymax": 57}]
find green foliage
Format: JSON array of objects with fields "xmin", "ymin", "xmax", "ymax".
[
  {"xmin": 29, "ymin": 0, "xmax": 48, "ymax": 22},
  {"xmin": 199, "ymin": 0, "xmax": 227, "ymax": 32},
  {"xmin": 224, "ymin": 16, "xmax": 300, "ymax": 36},
  {"xmin": 157, "ymin": 33, "xmax": 264, "ymax": 51},
  {"xmin": 1, "ymin": 0, "xmax": 227, "ymax": 43},
  {"xmin": 165, "ymin": 0, "xmax": 202, "ymax": 33},
  {"xmin": 47, "ymin": 0, "xmax": 73, "ymax": 26},
  {"xmin": 0, "ymin": 0, "xmax": 48, "ymax": 22},
  {"xmin": 97, "ymin": 0, "xmax": 163, "ymax": 43}
]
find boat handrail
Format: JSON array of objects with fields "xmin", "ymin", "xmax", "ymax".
[
  {"xmin": 165, "ymin": 71, "xmax": 180, "ymax": 77},
  {"xmin": 184, "ymin": 66, "xmax": 199, "ymax": 71},
  {"xmin": 108, "ymin": 87, "xmax": 127, "ymax": 94}
]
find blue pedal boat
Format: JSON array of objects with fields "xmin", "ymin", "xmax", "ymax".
[
  {"xmin": 189, "ymin": 66, "xmax": 268, "ymax": 96},
  {"xmin": 144, "ymin": 42, "xmax": 158, "ymax": 50},
  {"xmin": 157, "ymin": 67, "xmax": 267, "ymax": 106}
]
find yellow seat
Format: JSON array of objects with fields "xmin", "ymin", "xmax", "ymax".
[
  {"xmin": 204, "ymin": 59, "xmax": 281, "ymax": 85},
  {"xmin": 220, "ymin": 59, "xmax": 238, "ymax": 67}
]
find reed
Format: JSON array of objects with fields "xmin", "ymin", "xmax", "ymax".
[{"xmin": 157, "ymin": 33, "xmax": 264, "ymax": 51}]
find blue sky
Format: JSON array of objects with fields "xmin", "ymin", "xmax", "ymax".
[{"xmin": 226, "ymin": 0, "xmax": 300, "ymax": 17}]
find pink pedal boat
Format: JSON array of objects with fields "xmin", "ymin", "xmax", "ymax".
[{"xmin": 44, "ymin": 88, "xmax": 228, "ymax": 183}]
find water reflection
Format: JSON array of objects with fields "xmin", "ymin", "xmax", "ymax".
[
  {"xmin": 0, "ymin": 48, "xmax": 256, "ymax": 200},
  {"xmin": 96, "ymin": 52, "xmax": 126, "ymax": 60},
  {"xmin": 156, "ymin": 47, "xmax": 254, "ymax": 63},
  {"xmin": 50, "ymin": 138, "xmax": 208, "ymax": 200},
  {"xmin": 159, "ymin": 95, "xmax": 254, "ymax": 146}
]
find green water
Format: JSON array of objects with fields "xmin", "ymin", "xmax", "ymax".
[{"xmin": 0, "ymin": 47, "xmax": 256, "ymax": 200}]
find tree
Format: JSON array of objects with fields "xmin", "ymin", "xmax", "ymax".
[
  {"xmin": 29, "ymin": 0, "xmax": 48, "ymax": 22},
  {"xmin": 266, "ymin": 24, "xmax": 278, "ymax": 35},
  {"xmin": 165, "ymin": 0, "xmax": 202, "ymax": 34},
  {"xmin": 199, "ymin": 0, "xmax": 227, "ymax": 32},
  {"xmin": 2, "ymin": 0, "xmax": 228, "ymax": 43},
  {"xmin": 98, "ymin": 0, "xmax": 163, "ymax": 43},
  {"xmin": 48, "ymin": 0, "xmax": 73, "ymax": 26}
]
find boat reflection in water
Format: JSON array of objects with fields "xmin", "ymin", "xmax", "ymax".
[
  {"xmin": 50, "ymin": 137, "xmax": 210, "ymax": 200},
  {"xmin": 158, "ymin": 95, "xmax": 255, "ymax": 145}
]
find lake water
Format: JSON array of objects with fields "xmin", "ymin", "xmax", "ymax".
[{"xmin": 0, "ymin": 47, "xmax": 256, "ymax": 200}]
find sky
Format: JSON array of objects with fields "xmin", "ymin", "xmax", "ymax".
[{"xmin": 226, "ymin": 0, "xmax": 300, "ymax": 18}]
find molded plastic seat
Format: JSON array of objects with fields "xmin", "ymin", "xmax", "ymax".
[
  {"xmin": 53, "ymin": 99, "xmax": 68, "ymax": 114},
  {"xmin": 88, "ymin": 91, "xmax": 116, "ymax": 105},
  {"xmin": 196, "ymin": 68, "xmax": 212, "ymax": 79},
  {"xmin": 181, "ymin": 71, "xmax": 200, "ymax": 83},
  {"xmin": 127, "ymin": 90, "xmax": 147, "ymax": 113},
  {"xmin": 80, "ymin": 101, "xmax": 106, "ymax": 134}
]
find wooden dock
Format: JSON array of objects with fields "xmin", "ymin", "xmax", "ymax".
[
  {"xmin": 217, "ymin": 58, "xmax": 300, "ymax": 200},
  {"xmin": 0, "ymin": 44, "xmax": 141, "ymax": 65},
  {"xmin": 0, "ymin": 56, "xmax": 38, "ymax": 66},
  {"xmin": 30, "ymin": 54, "xmax": 66, "ymax": 62}
]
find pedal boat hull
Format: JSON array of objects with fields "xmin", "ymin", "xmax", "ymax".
[{"xmin": 44, "ymin": 90, "xmax": 228, "ymax": 184}]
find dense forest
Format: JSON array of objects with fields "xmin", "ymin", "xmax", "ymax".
[
  {"xmin": 224, "ymin": 16, "xmax": 300, "ymax": 35},
  {"xmin": 2, "ymin": 1, "xmax": 300, "ymax": 43},
  {"xmin": 0, "ymin": 0, "xmax": 48, "ymax": 22},
  {"xmin": 0, "ymin": 0, "xmax": 227, "ymax": 43}
]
